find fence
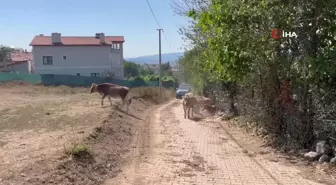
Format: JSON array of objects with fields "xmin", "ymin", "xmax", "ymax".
[{"xmin": 0, "ymin": 73, "xmax": 176, "ymax": 88}]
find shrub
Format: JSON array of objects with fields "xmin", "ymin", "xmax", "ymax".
[
  {"xmin": 64, "ymin": 143, "xmax": 91, "ymax": 157},
  {"xmin": 132, "ymin": 87, "xmax": 175, "ymax": 103}
]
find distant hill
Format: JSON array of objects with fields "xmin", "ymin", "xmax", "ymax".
[{"xmin": 125, "ymin": 52, "xmax": 184, "ymax": 65}]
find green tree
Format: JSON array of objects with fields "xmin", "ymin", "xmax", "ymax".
[
  {"xmin": 139, "ymin": 65, "xmax": 154, "ymax": 76},
  {"xmin": 0, "ymin": 45, "xmax": 13, "ymax": 63},
  {"xmin": 124, "ymin": 61, "xmax": 139, "ymax": 78},
  {"xmin": 162, "ymin": 61, "xmax": 173, "ymax": 76},
  {"xmin": 174, "ymin": 0, "xmax": 336, "ymax": 149}
]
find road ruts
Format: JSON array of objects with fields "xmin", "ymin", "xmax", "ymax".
[{"xmin": 105, "ymin": 100, "xmax": 326, "ymax": 185}]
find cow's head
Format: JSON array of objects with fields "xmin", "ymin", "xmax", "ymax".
[{"xmin": 89, "ymin": 83, "xmax": 98, "ymax": 94}]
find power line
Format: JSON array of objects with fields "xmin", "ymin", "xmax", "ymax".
[
  {"xmin": 144, "ymin": 0, "xmax": 174, "ymax": 51},
  {"xmin": 145, "ymin": 0, "xmax": 162, "ymax": 28},
  {"xmin": 162, "ymin": 30, "xmax": 173, "ymax": 50}
]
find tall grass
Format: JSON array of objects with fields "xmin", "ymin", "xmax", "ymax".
[
  {"xmin": 131, "ymin": 87, "xmax": 175, "ymax": 103},
  {"xmin": 0, "ymin": 81, "xmax": 175, "ymax": 102}
]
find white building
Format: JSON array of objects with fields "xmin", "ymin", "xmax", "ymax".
[
  {"xmin": 0, "ymin": 51, "xmax": 33, "ymax": 73},
  {"xmin": 143, "ymin": 63, "xmax": 160, "ymax": 74},
  {"xmin": 29, "ymin": 32, "xmax": 125, "ymax": 78}
]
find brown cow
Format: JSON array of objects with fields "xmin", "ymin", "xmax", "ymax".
[
  {"xmin": 194, "ymin": 96, "xmax": 213, "ymax": 113},
  {"xmin": 204, "ymin": 104, "xmax": 218, "ymax": 115},
  {"xmin": 90, "ymin": 83, "xmax": 132, "ymax": 111}
]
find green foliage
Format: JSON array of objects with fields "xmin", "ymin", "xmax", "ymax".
[
  {"xmin": 0, "ymin": 45, "xmax": 13, "ymax": 62},
  {"xmin": 161, "ymin": 75, "xmax": 175, "ymax": 82},
  {"xmin": 64, "ymin": 143, "xmax": 91, "ymax": 157},
  {"xmin": 161, "ymin": 62, "xmax": 173, "ymax": 76},
  {"xmin": 175, "ymin": 0, "xmax": 336, "ymax": 149},
  {"xmin": 129, "ymin": 74, "xmax": 177, "ymax": 83},
  {"xmin": 124, "ymin": 61, "xmax": 178, "ymax": 85},
  {"xmin": 177, "ymin": 47, "xmax": 210, "ymax": 93},
  {"xmin": 142, "ymin": 74, "xmax": 159, "ymax": 81},
  {"xmin": 129, "ymin": 76, "xmax": 144, "ymax": 81},
  {"xmin": 124, "ymin": 61, "xmax": 139, "ymax": 78},
  {"xmin": 179, "ymin": 0, "xmax": 336, "ymax": 89},
  {"xmin": 139, "ymin": 65, "xmax": 155, "ymax": 76}
]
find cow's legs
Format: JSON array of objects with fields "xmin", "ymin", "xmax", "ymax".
[
  {"xmin": 108, "ymin": 96, "xmax": 113, "ymax": 106},
  {"xmin": 188, "ymin": 107, "xmax": 191, "ymax": 119},
  {"xmin": 125, "ymin": 98, "xmax": 131, "ymax": 113},
  {"xmin": 190, "ymin": 107, "xmax": 193, "ymax": 119},
  {"xmin": 101, "ymin": 94, "xmax": 107, "ymax": 106},
  {"xmin": 183, "ymin": 104, "xmax": 187, "ymax": 119},
  {"xmin": 121, "ymin": 98, "xmax": 125, "ymax": 109},
  {"xmin": 186, "ymin": 107, "xmax": 189, "ymax": 119}
]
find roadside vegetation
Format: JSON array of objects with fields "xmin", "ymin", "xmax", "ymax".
[
  {"xmin": 124, "ymin": 60, "xmax": 179, "ymax": 88},
  {"xmin": 172, "ymin": 0, "xmax": 336, "ymax": 164}
]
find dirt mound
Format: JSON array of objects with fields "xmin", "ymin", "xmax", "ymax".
[{"xmin": 0, "ymin": 98, "xmax": 153, "ymax": 185}]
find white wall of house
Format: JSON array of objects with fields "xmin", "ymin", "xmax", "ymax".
[
  {"xmin": 10, "ymin": 62, "xmax": 30, "ymax": 73},
  {"xmin": 29, "ymin": 60, "xmax": 35, "ymax": 73},
  {"xmin": 32, "ymin": 45, "xmax": 124, "ymax": 79},
  {"xmin": 0, "ymin": 61, "xmax": 31, "ymax": 73}
]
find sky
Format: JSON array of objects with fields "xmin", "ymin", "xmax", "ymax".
[{"xmin": 1, "ymin": 0, "xmax": 188, "ymax": 58}]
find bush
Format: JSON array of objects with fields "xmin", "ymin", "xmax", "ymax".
[
  {"xmin": 132, "ymin": 76, "xmax": 144, "ymax": 81},
  {"xmin": 64, "ymin": 143, "xmax": 91, "ymax": 157},
  {"xmin": 131, "ymin": 87, "xmax": 175, "ymax": 103},
  {"xmin": 142, "ymin": 74, "xmax": 159, "ymax": 81},
  {"xmin": 161, "ymin": 76, "xmax": 175, "ymax": 82}
]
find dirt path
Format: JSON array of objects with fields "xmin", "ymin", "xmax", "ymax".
[{"xmin": 104, "ymin": 100, "xmax": 328, "ymax": 185}]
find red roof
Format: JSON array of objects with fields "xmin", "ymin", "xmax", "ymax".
[
  {"xmin": 11, "ymin": 52, "xmax": 33, "ymax": 62},
  {"xmin": 29, "ymin": 36, "xmax": 125, "ymax": 46},
  {"xmin": 0, "ymin": 52, "xmax": 32, "ymax": 69}
]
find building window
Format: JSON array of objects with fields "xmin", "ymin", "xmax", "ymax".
[
  {"xmin": 91, "ymin": 73, "xmax": 100, "ymax": 77},
  {"xmin": 76, "ymin": 73, "xmax": 80, "ymax": 76},
  {"xmin": 63, "ymin": 56, "xmax": 67, "ymax": 60},
  {"xmin": 42, "ymin": 56, "xmax": 53, "ymax": 65},
  {"xmin": 111, "ymin": 43, "xmax": 120, "ymax": 49}
]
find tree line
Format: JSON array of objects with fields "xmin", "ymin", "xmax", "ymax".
[
  {"xmin": 124, "ymin": 60, "xmax": 178, "ymax": 83},
  {"xmin": 0, "ymin": 45, "xmax": 13, "ymax": 63},
  {"xmin": 173, "ymin": 0, "xmax": 336, "ymax": 151}
]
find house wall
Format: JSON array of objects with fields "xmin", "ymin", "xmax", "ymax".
[
  {"xmin": 11, "ymin": 62, "xmax": 29, "ymax": 73},
  {"xmin": 110, "ymin": 44, "xmax": 124, "ymax": 78},
  {"xmin": 32, "ymin": 45, "xmax": 124, "ymax": 79},
  {"xmin": 29, "ymin": 60, "xmax": 34, "ymax": 73}
]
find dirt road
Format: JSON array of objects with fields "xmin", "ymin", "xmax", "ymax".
[{"xmin": 105, "ymin": 99, "xmax": 328, "ymax": 185}]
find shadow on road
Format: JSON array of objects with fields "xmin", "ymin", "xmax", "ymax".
[
  {"xmin": 190, "ymin": 117, "xmax": 204, "ymax": 122},
  {"xmin": 115, "ymin": 106, "xmax": 143, "ymax": 120}
]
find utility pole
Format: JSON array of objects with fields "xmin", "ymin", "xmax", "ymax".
[{"xmin": 157, "ymin": 29, "xmax": 163, "ymax": 97}]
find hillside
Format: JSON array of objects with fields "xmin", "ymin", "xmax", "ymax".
[{"xmin": 125, "ymin": 52, "xmax": 184, "ymax": 65}]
